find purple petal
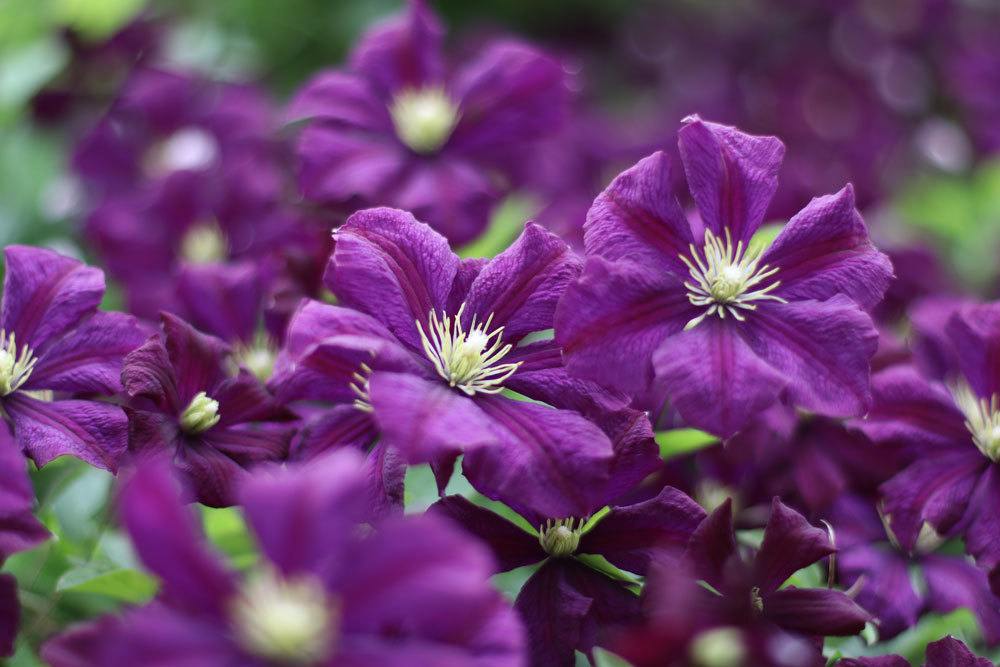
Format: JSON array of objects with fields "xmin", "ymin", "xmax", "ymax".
[
  {"xmin": 838, "ymin": 545, "xmax": 920, "ymax": 640},
  {"xmin": 122, "ymin": 334, "xmax": 180, "ymax": 413},
  {"xmin": 160, "ymin": 313, "xmax": 231, "ymax": 406},
  {"xmin": 464, "ymin": 222, "xmax": 581, "ymax": 344},
  {"xmin": 286, "ymin": 70, "xmax": 389, "ymax": 129},
  {"xmin": 763, "ymin": 185, "xmax": 893, "ymax": 310},
  {"xmin": 556, "ymin": 255, "xmax": 695, "ymax": 396},
  {"xmin": 677, "ymin": 116, "xmax": 784, "ymax": 244},
  {"xmin": 742, "ymin": 297, "xmax": 878, "ymax": 419},
  {"xmin": 923, "ymin": 554, "xmax": 1000, "ymax": 646},
  {"xmin": 6, "ymin": 394, "xmax": 127, "ymax": 472},
  {"xmin": 365, "ymin": 441, "xmax": 406, "ymax": 520},
  {"xmin": 202, "ymin": 424, "xmax": 291, "ymax": 467},
  {"xmin": 290, "ymin": 406, "xmax": 378, "ymax": 461},
  {"xmin": 429, "ymin": 495, "xmax": 544, "ymax": 572},
  {"xmin": 925, "ymin": 636, "xmax": 993, "ymax": 667},
  {"xmin": 118, "ymin": 463, "xmax": 236, "ymax": 616},
  {"xmin": 685, "ymin": 498, "xmax": 738, "ymax": 590},
  {"xmin": 328, "ymin": 207, "xmax": 459, "ymax": 351},
  {"xmin": 0, "ymin": 427, "xmax": 48, "ymax": 559},
  {"xmin": 463, "ymin": 395, "xmax": 616, "ymax": 523},
  {"xmin": 577, "ymin": 486, "xmax": 705, "ymax": 576},
  {"xmin": 41, "ymin": 616, "xmax": 120, "ymax": 667},
  {"xmin": 838, "ymin": 658, "xmax": 909, "ymax": 667},
  {"xmin": 1, "ymin": 245, "xmax": 104, "ymax": 351},
  {"xmin": 961, "ymin": 465, "xmax": 1000, "ymax": 574},
  {"xmin": 755, "ymin": 498, "xmax": 835, "ymax": 594},
  {"xmin": 582, "ymin": 151, "xmax": 693, "ymax": 273},
  {"xmin": 880, "ymin": 450, "xmax": 986, "ymax": 552},
  {"xmin": 947, "ymin": 302, "xmax": 1000, "ymax": 400},
  {"xmin": 763, "ymin": 587, "xmax": 870, "ymax": 636},
  {"xmin": 213, "ymin": 372, "xmax": 290, "ymax": 428},
  {"xmin": 174, "ymin": 262, "xmax": 264, "ymax": 344},
  {"xmin": 29, "ymin": 311, "xmax": 145, "ymax": 394},
  {"xmin": 294, "ymin": 124, "xmax": 406, "ymax": 203},
  {"xmin": 652, "ymin": 318, "xmax": 785, "ymax": 438},
  {"xmin": 349, "ymin": 0, "xmax": 444, "ymax": 99},
  {"xmin": 239, "ymin": 450, "xmax": 370, "ymax": 580}
]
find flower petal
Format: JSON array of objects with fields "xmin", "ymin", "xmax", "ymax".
[
  {"xmin": 763, "ymin": 587, "xmax": 870, "ymax": 636},
  {"xmin": 294, "ymin": 124, "xmax": 406, "ymax": 203},
  {"xmin": 290, "ymin": 406, "xmax": 378, "ymax": 461},
  {"xmin": 684, "ymin": 497, "xmax": 738, "ymax": 590},
  {"xmin": 678, "ymin": 116, "xmax": 784, "ymax": 244},
  {"xmin": 742, "ymin": 297, "xmax": 878, "ymax": 419},
  {"xmin": 755, "ymin": 498, "xmax": 835, "ymax": 594},
  {"xmin": 118, "ymin": 463, "xmax": 236, "ymax": 616},
  {"xmin": 961, "ymin": 465, "xmax": 1000, "ymax": 575},
  {"xmin": 923, "ymin": 554, "xmax": 1000, "ymax": 646},
  {"xmin": 121, "ymin": 335, "xmax": 180, "ymax": 413},
  {"xmin": 583, "ymin": 151, "xmax": 693, "ymax": 272},
  {"xmin": 464, "ymin": 222, "xmax": 581, "ymax": 344},
  {"xmin": 329, "ymin": 207, "xmax": 460, "ymax": 351},
  {"xmin": 6, "ymin": 394, "xmax": 127, "ymax": 472},
  {"xmin": 838, "ymin": 545, "xmax": 920, "ymax": 640},
  {"xmin": 556, "ymin": 255, "xmax": 694, "ymax": 396},
  {"xmin": 430, "ymin": 495, "xmax": 544, "ymax": 572},
  {"xmin": 286, "ymin": 70, "xmax": 389, "ymax": 129},
  {"xmin": 652, "ymin": 318, "xmax": 785, "ymax": 439},
  {"xmin": 947, "ymin": 302, "xmax": 1000, "ymax": 400},
  {"xmin": 0, "ymin": 427, "xmax": 48, "ymax": 559},
  {"xmin": 763, "ymin": 185, "xmax": 892, "ymax": 310},
  {"xmin": 174, "ymin": 262, "xmax": 264, "ymax": 344},
  {"xmin": 577, "ymin": 486, "xmax": 705, "ymax": 576},
  {"xmin": 1, "ymin": 245, "xmax": 104, "ymax": 351},
  {"xmin": 925, "ymin": 636, "xmax": 993, "ymax": 667},
  {"xmin": 160, "ymin": 313, "xmax": 231, "ymax": 406}
]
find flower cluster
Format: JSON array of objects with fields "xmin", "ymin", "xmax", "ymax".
[{"xmin": 6, "ymin": 0, "xmax": 1000, "ymax": 665}]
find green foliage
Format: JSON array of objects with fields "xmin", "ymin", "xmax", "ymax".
[
  {"xmin": 655, "ymin": 427, "xmax": 719, "ymax": 460},
  {"xmin": 459, "ymin": 195, "xmax": 539, "ymax": 259}
]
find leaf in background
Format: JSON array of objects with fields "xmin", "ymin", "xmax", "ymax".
[
  {"xmin": 825, "ymin": 608, "xmax": 980, "ymax": 663},
  {"xmin": 56, "ymin": 562, "xmax": 157, "ymax": 603},
  {"xmin": 201, "ymin": 505, "xmax": 258, "ymax": 570},
  {"xmin": 655, "ymin": 428, "xmax": 719, "ymax": 460},
  {"xmin": 591, "ymin": 647, "xmax": 636, "ymax": 667},
  {"xmin": 53, "ymin": 0, "xmax": 145, "ymax": 41},
  {"xmin": 458, "ymin": 195, "xmax": 538, "ymax": 259}
]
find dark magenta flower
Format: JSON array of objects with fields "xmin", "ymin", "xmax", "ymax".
[
  {"xmin": 121, "ymin": 313, "xmax": 294, "ymax": 507},
  {"xmin": 286, "ymin": 0, "xmax": 569, "ymax": 244},
  {"xmin": 838, "ymin": 636, "xmax": 992, "ymax": 667},
  {"xmin": 272, "ymin": 206, "xmax": 657, "ymax": 520},
  {"xmin": 431, "ymin": 484, "xmax": 704, "ymax": 667},
  {"xmin": 1, "ymin": 245, "xmax": 144, "ymax": 471},
  {"xmin": 42, "ymin": 451, "xmax": 525, "ymax": 666},
  {"xmin": 556, "ymin": 116, "xmax": 892, "ymax": 437}
]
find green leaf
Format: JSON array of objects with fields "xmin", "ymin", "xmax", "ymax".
[
  {"xmin": 592, "ymin": 647, "xmax": 637, "ymax": 667},
  {"xmin": 655, "ymin": 428, "xmax": 719, "ymax": 460},
  {"xmin": 53, "ymin": 0, "xmax": 145, "ymax": 40},
  {"xmin": 458, "ymin": 194, "xmax": 538, "ymax": 259},
  {"xmin": 201, "ymin": 505, "xmax": 258, "ymax": 570},
  {"xmin": 56, "ymin": 562, "xmax": 158, "ymax": 603}
]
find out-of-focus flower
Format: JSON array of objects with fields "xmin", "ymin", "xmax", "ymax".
[
  {"xmin": 0, "ymin": 246, "xmax": 145, "ymax": 471},
  {"xmin": 121, "ymin": 313, "xmax": 294, "ymax": 507},
  {"xmin": 557, "ymin": 117, "xmax": 891, "ymax": 437},
  {"xmin": 42, "ymin": 451, "xmax": 526, "ymax": 666},
  {"xmin": 286, "ymin": 0, "xmax": 570, "ymax": 244},
  {"xmin": 838, "ymin": 636, "xmax": 992, "ymax": 666}
]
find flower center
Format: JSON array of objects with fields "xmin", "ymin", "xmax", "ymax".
[
  {"xmin": 538, "ymin": 518, "xmax": 584, "ymax": 558},
  {"xmin": 952, "ymin": 382, "xmax": 1000, "ymax": 462},
  {"xmin": 416, "ymin": 303, "xmax": 521, "ymax": 396},
  {"xmin": 179, "ymin": 391, "xmax": 220, "ymax": 434},
  {"xmin": 0, "ymin": 331, "xmax": 37, "ymax": 397},
  {"xmin": 389, "ymin": 87, "xmax": 459, "ymax": 154},
  {"xmin": 233, "ymin": 333, "xmax": 278, "ymax": 382},
  {"xmin": 750, "ymin": 586, "xmax": 764, "ymax": 614},
  {"xmin": 231, "ymin": 568, "xmax": 335, "ymax": 665},
  {"xmin": 679, "ymin": 229, "xmax": 786, "ymax": 330},
  {"xmin": 180, "ymin": 222, "xmax": 227, "ymax": 264},
  {"xmin": 689, "ymin": 627, "xmax": 747, "ymax": 667},
  {"xmin": 144, "ymin": 126, "xmax": 219, "ymax": 177}
]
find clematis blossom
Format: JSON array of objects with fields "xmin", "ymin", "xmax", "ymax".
[
  {"xmin": 556, "ymin": 116, "xmax": 892, "ymax": 438},
  {"xmin": 42, "ymin": 451, "xmax": 526, "ymax": 666},
  {"xmin": 837, "ymin": 636, "xmax": 992, "ymax": 666}
]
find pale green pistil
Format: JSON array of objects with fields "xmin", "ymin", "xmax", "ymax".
[
  {"xmin": 416, "ymin": 303, "xmax": 521, "ymax": 396},
  {"xmin": 179, "ymin": 391, "xmax": 220, "ymax": 434},
  {"xmin": 538, "ymin": 518, "xmax": 584, "ymax": 558},
  {"xmin": 390, "ymin": 87, "xmax": 459, "ymax": 154},
  {"xmin": 953, "ymin": 382, "xmax": 1000, "ymax": 462},
  {"xmin": 180, "ymin": 223, "xmax": 226, "ymax": 264},
  {"xmin": 0, "ymin": 331, "xmax": 37, "ymax": 397},
  {"xmin": 231, "ymin": 569, "xmax": 334, "ymax": 665},
  {"xmin": 680, "ymin": 229, "xmax": 786, "ymax": 330}
]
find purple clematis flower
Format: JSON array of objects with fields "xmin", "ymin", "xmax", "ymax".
[
  {"xmin": 42, "ymin": 450, "xmax": 525, "ymax": 666},
  {"xmin": 0, "ymin": 245, "xmax": 144, "ymax": 471},
  {"xmin": 286, "ymin": 0, "xmax": 569, "ymax": 244},
  {"xmin": 272, "ymin": 206, "xmax": 657, "ymax": 520},
  {"xmin": 838, "ymin": 636, "xmax": 992, "ymax": 667},
  {"xmin": 556, "ymin": 116, "xmax": 892, "ymax": 438},
  {"xmin": 121, "ymin": 312, "xmax": 294, "ymax": 507},
  {"xmin": 431, "ymin": 483, "xmax": 705, "ymax": 667},
  {"xmin": 857, "ymin": 300, "xmax": 1000, "ymax": 594}
]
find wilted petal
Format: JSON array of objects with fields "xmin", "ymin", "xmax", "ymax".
[
  {"xmin": 118, "ymin": 463, "xmax": 236, "ymax": 616},
  {"xmin": 557, "ymin": 256, "xmax": 694, "ymax": 396},
  {"xmin": 6, "ymin": 394, "xmax": 127, "ymax": 472},
  {"xmin": 652, "ymin": 318, "xmax": 785, "ymax": 438},
  {"xmin": 1, "ymin": 246, "xmax": 104, "ymax": 351},
  {"xmin": 763, "ymin": 587, "xmax": 870, "ymax": 636},
  {"xmin": 582, "ymin": 151, "xmax": 693, "ymax": 272},
  {"xmin": 678, "ymin": 116, "xmax": 784, "ymax": 244},
  {"xmin": 464, "ymin": 223, "xmax": 580, "ymax": 343},
  {"xmin": 578, "ymin": 487, "xmax": 705, "ymax": 576},
  {"xmin": 329, "ymin": 207, "xmax": 459, "ymax": 351},
  {"xmin": 743, "ymin": 297, "xmax": 878, "ymax": 419},
  {"xmin": 430, "ymin": 495, "xmax": 544, "ymax": 572},
  {"xmin": 755, "ymin": 498, "xmax": 835, "ymax": 594},
  {"xmin": 764, "ymin": 185, "xmax": 892, "ymax": 310}
]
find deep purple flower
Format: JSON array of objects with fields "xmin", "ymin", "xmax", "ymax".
[
  {"xmin": 121, "ymin": 313, "xmax": 294, "ymax": 507},
  {"xmin": 556, "ymin": 117, "xmax": 892, "ymax": 437},
  {"xmin": 431, "ymin": 484, "xmax": 704, "ymax": 666},
  {"xmin": 857, "ymin": 301, "xmax": 1000, "ymax": 593},
  {"xmin": 286, "ymin": 0, "xmax": 569, "ymax": 244},
  {"xmin": 272, "ymin": 206, "xmax": 657, "ymax": 520},
  {"xmin": 42, "ymin": 451, "xmax": 525, "ymax": 666},
  {"xmin": 838, "ymin": 636, "xmax": 992, "ymax": 667},
  {"xmin": 1, "ymin": 245, "xmax": 144, "ymax": 471}
]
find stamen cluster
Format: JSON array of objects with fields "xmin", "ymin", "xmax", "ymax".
[
  {"xmin": 0, "ymin": 331, "xmax": 37, "ymax": 397},
  {"xmin": 953, "ymin": 382, "xmax": 1000, "ymax": 461}
]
